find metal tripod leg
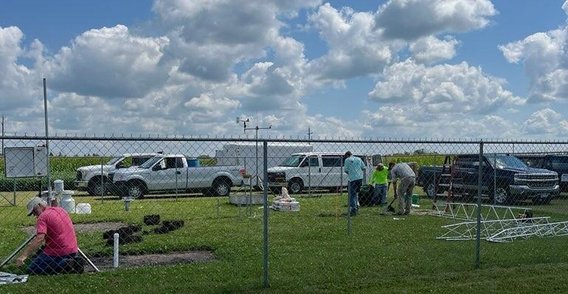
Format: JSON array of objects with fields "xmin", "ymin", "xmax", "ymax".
[
  {"xmin": 0, "ymin": 234, "xmax": 36, "ymax": 269},
  {"xmin": 78, "ymin": 248, "xmax": 99, "ymax": 272}
]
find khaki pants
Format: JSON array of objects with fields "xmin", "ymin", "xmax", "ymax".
[{"xmin": 397, "ymin": 177, "xmax": 415, "ymax": 214}]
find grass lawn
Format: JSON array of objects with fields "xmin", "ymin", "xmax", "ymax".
[{"xmin": 1, "ymin": 190, "xmax": 568, "ymax": 293}]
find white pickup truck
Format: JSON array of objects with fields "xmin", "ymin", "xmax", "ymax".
[
  {"xmin": 75, "ymin": 153, "xmax": 158, "ymax": 196},
  {"xmin": 110, "ymin": 154, "xmax": 246, "ymax": 198}
]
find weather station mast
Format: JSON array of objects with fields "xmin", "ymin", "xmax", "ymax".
[{"xmin": 237, "ymin": 117, "xmax": 272, "ymax": 189}]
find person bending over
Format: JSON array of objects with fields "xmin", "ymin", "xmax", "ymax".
[
  {"xmin": 16, "ymin": 197, "xmax": 83, "ymax": 274},
  {"xmin": 389, "ymin": 162, "xmax": 416, "ymax": 215}
]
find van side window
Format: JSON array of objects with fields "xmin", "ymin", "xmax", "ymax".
[
  {"xmin": 308, "ymin": 156, "xmax": 319, "ymax": 167},
  {"xmin": 322, "ymin": 156, "xmax": 342, "ymax": 167}
]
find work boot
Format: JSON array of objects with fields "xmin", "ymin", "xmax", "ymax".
[{"xmin": 63, "ymin": 256, "xmax": 84, "ymax": 274}]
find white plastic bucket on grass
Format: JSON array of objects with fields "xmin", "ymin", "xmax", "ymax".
[{"xmin": 76, "ymin": 203, "xmax": 92, "ymax": 214}]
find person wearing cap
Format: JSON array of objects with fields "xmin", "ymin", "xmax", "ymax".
[
  {"xmin": 388, "ymin": 162, "xmax": 416, "ymax": 215},
  {"xmin": 15, "ymin": 197, "xmax": 81, "ymax": 274},
  {"xmin": 343, "ymin": 151, "xmax": 365, "ymax": 216},
  {"xmin": 369, "ymin": 163, "xmax": 389, "ymax": 212}
]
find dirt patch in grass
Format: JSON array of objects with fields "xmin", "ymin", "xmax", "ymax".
[
  {"xmin": 85, "ymin": 251, "xmax": 216, "ymax": 272},
  {"xmin": 23, "ymin": 222, "xmax": 216, "ymax": 271}
]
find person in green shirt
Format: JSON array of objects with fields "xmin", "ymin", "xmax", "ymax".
[{"xmin": 369, "ymin": 163, "xmax": 389, "ymax": 207}]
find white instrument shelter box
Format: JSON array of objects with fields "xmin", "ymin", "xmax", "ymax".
[{"xmin": 3, "ymin": 146, "xmax": 48, "ymax": 178}]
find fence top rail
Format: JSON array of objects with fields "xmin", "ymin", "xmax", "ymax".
[{"xmin": 1, "ymin": 134, "xmax": 568, "ymax": 145}]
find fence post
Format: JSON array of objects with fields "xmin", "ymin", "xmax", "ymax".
[
  {"xmin": 100, "ymin": 161, "xmax": 104, "ymax": 203},
  {"xmin": 262, "ymin": 140, "xmax": 270, "ymax": 288},
  {"xmin": 43, "ymin": 78, "xmax": 52, "ymax": 206},
  {"xmin": 475, "ymin": 141, "xmax": 483, "ymax": 269}
]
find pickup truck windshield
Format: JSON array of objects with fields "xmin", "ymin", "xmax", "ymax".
[
  {"xmin": 106, "ymin": 157, "xmax": 122, "ymax": 165},
  {"xmin": 279, "ymin": 155, "xmax": 306, "ymax": 167},
  {"xmin": 139, "ymin": 156, "xmax": 163, "ymax": 169},
  {"xmin": 486, "ymin": 154, "xmax": 527, "ymax": 169}
]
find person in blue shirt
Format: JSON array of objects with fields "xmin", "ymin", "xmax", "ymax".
[{"xmin": 343, "ymin": 151, "xmax": 365, "ymax": 216}]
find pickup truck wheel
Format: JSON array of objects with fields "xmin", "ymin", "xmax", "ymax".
[
  {"xmin": 425, "ymin": 182, "xmax": 436, "ymax": 198},
  {"xmin": 127, "ymin": 182, "xmax": 145, "ymax": 199},
  {"xmin": 493, "ymin": 187, "xmax": 510, "ymax": 205},
  {"xmin": 288, "ymin": 179, "xmax": 303, "ymax": 194},
  {"xmin": 87, "ymin": 178, "xmax": 106, "ymax": 196},
  {"xmin": 212, "ymin": 178, "xmax": 231, "ymax": 196}
]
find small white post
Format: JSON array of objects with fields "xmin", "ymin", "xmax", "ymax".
[
  {"xmin": 113, "ymin": 233, "xmax": 119, "ymax": 268},
  {"xmin": 123, "ymin": 197, "xmax": 133, "ymax": 211}
]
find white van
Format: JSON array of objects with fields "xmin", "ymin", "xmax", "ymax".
[
  {"xmin": 215, "ymin": 142, "xmax": 313, "ymax": 188},
  {"xmin": 267, "ymin": 152, "xmax": 374, "ymax": 194}
]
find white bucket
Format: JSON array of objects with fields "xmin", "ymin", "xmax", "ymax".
[
  {"xmin": 75, "ymin": 203, "xmax": 92, "ymax": 214},
  {"xmin": 60, "ymin": 191, "xmax": 75, "ymax": 214},
  {"xmin": 54, "ymin": 179, "xmax": 64, "ymax": 193}
]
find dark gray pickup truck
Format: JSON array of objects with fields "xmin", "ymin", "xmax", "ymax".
[
  {"xmin": 516, "ymin": 154, "xmax": 568, "ymax": 192},
  {"xmin": 416, "ymin": 154, "xmax": 559, "ymax": 205}
]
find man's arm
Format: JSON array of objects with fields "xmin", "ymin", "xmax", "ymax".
[{"xmin": 16, "ymin": 234, "xmax": 45, "ymax": 267}]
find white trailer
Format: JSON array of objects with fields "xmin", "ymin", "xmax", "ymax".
[{"xmin": 215, "ymin": 142, "xmax": 313, "ymax": 187}]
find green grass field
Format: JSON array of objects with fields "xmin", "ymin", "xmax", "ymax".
[{"xmin": 1, "ymin": 189, "xmax": 568, "ymax": 293}]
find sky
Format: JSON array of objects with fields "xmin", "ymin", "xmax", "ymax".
[{"xmin": 2, "ymin": 0, "xmax": 568, "ymax": 140}]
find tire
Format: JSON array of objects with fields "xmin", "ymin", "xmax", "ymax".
[
  {"xmin": 212, "ymin": 177, "xmax": 231, "ymax": 196},
  {"xmin": 493, "ymin": 187, "xmax": 510, "ymax": 205},
  {"xmin": 424, "ymin": 182, "xmax": 436, "ymax": 198},
  {"xmin": 253, "ymin": 176, "xmax": 265, "ymax": 192},
  {"xmin": 127, "ymin": 181, "xmax": 145, "ymax": 199},
  {"xmin": 329, "ymin": 187, "xmax": 341, "ymax": 193},
  {"xmin": 87, "ymin": 178, "xmax": 106, "ymax": 196},
  {"xmin": 288, "ymin": 178, "xmax": 304, "ymax": 194}
]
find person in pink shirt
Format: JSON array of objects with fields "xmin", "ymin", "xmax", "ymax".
[{"xmin": 16, "ymin": 197, "xmax": 83, "ymax": 274}]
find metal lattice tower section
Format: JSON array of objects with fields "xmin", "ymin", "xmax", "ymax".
[
  {"xmin": 431, "ymin": 202, "xmax": 531, "ymax": 221},
  {"xmin": 487, "ymin": 221, "xmax": 568, "ymax": 243},
  {"xmin": 437, "ymin": 217, "xmax": 551, "ymax": 241}
]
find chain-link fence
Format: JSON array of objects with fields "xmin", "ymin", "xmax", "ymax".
[{"xmin": 1, "ymin": 135, "xmax": 568, "ymax": 289}]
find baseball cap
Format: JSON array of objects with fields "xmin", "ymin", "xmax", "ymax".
[{"xmin": 27, "ymin": 197, "xmax": 46, "ymax": 216}]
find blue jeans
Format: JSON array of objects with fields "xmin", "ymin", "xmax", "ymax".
[
  {"xmin": 373, "ymin": 184, "xmax": 387, "ymax": 205},
  {"xmin": 348, "ymin": 179, "xmax": 362, "ymax": 215},
  {"xmin": 28, "ymin": 251, "xmax": 76, "ymax": 275}
]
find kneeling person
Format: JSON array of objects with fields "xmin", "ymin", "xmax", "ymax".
[{"xmin": 16, "ymin": 197, "xmax": 83, "ymax": 274}]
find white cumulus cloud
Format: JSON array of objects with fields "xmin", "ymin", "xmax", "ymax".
[
  {"xmin": 307, "ymin": 3, "xmax": 399, "ymax": 81},
  {"xmin": 375, "ymin": 0, "xmax": 497, "ymax": 40},
  {"xmin": 499, "ymin": 28, "xmax": 568, "ymax": 102},
  {"xmin": 369, "ymin": 60, "xmax": 524, "ymax": 115},
  {"xmin": 46, "ymin": 25, "xmax": 170, "ymax": 99},
  {"xmin": 409, "ymin": 36, "xmax": 459, "ymax": 64},
  {"xmin": 521, "ymin": 108, "xmax": 563, "ymax": 135}
]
